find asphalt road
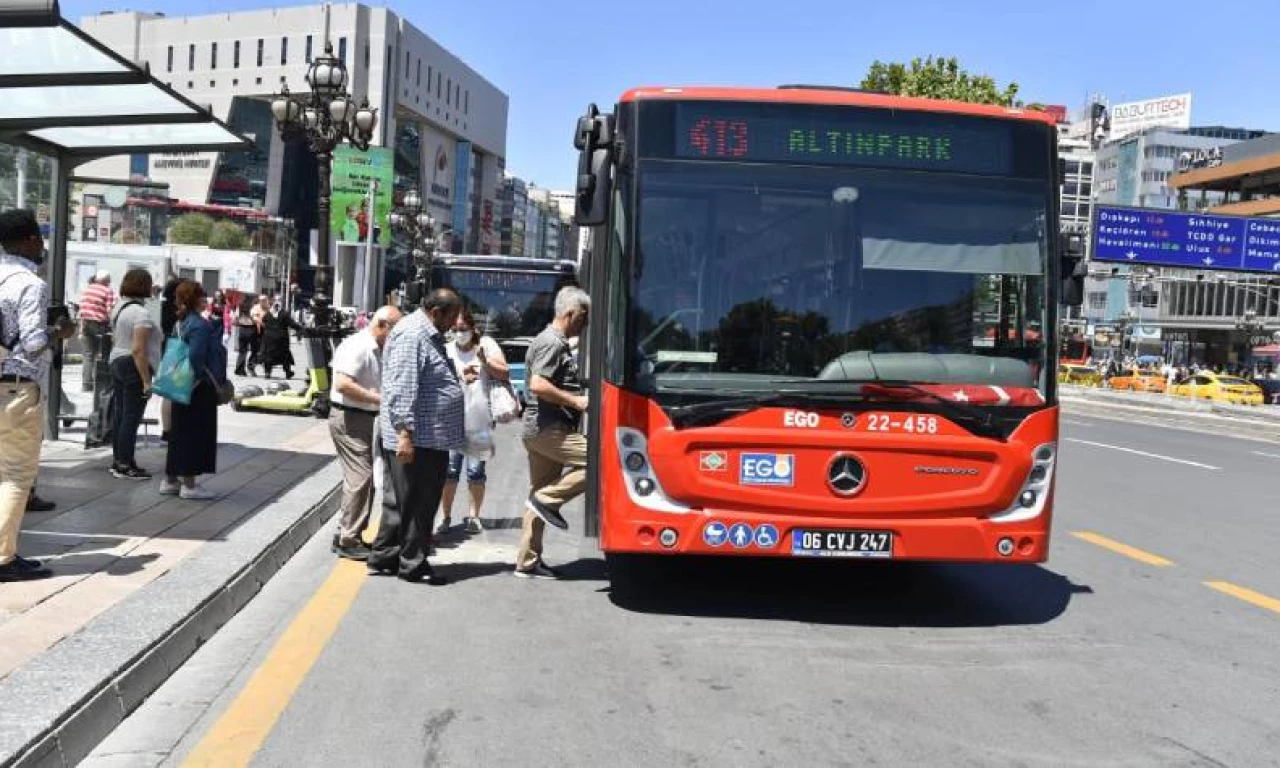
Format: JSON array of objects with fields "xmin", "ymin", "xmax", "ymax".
[{"xmin": 84, "ymin": 414, "xmax": 1280, "ymax": 768}]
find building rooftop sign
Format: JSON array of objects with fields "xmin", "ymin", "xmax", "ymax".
[
  {"xmin": 1093, "ymin": 203, "xmax": 1280, "ymax": 273},
  {"xmin": 1109, "ymin": 93, "xmax": 1192, "ymax": 142}
]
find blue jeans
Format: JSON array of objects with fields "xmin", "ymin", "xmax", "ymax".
[{"xmin": 446, "ymin": 451, "xmax": 486, "ymax": 485}]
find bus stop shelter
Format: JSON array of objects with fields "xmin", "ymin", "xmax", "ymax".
[{"xmin": 0, "ymin": 0, "xmax": 251, "ymax": 438}]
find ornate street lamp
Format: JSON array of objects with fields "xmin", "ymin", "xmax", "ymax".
[
  {"xmin": 388, "ymin": 187, "xmax": 449, "ymax": 303},
  {"xmin": 269, "ymin": 40, "xmax": 377, "ymax": 331}
]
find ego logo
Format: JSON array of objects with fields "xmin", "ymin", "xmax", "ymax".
[
  {"xmin": 783, "ymin": 410, "xmax": 819, "ymax": 428},
  {"xmin": 740, "ymin": 453, "xmax": 795, "ymax": 487}
]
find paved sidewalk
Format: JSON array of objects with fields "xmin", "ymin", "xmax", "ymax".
[{"xmin": 0, "ymin": 347, "xmax": 342, "ymax": 767}]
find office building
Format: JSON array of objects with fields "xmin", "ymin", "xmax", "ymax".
[{"xmin": 77, "ymin": 3, "xmax": 509, "ymax": 291}]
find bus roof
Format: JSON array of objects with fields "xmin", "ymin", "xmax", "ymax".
[{"xmin": 618, "ymin": 86, "xmax": 1059, "ymax": 127}]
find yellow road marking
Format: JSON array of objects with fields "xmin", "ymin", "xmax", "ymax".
[
  {"xmin": 1205, "ymin": 581, "xmax": 1280, "ymax": 616},
  {"xmin": 182, "ymin": 516, "xmax": 381, "ymax": 767},
  {"xmin": 1071, "ymin": 531, "xmax": 1174, "ymax": 567}
]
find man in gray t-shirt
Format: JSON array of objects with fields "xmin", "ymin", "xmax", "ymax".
[{"xmin": 516, "ymin": 286, "xmax": 590, "ymax": 580}]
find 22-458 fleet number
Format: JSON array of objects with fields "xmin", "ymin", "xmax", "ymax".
[{"xmin": 864, "ymin": 414, "xmax": 939, "ymax": 434}]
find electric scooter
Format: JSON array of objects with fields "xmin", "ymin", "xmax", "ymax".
[{"xmin": 232, "ymin": 333, "xmax": 333, "ymax": 418}]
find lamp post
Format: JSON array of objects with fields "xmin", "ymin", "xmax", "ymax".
[
  {"xmin": 269, "ymin": 40, "xmax": 377, "ymax": 331},
  {"xmin": 388, "ymin": 187, "xmax": 448, "ymax": 304},
  {"xmin": 1115, "ymin": 309, "xmax": 1135, "ymax": 358}
]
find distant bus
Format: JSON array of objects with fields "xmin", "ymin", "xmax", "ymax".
[
  {"xmin": 429, "ymin": 254, "xmax": 578, "ymax": 339},
  {"xmin": 428, "ymin": 253, "xmax": 579, "ymax": 403}
]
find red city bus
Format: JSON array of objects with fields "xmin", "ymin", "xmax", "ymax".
[{"xmin": 572, "ymin": 86, "xmax": 1080, "ymax": 566}]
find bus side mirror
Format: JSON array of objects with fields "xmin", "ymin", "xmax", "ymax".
[
  {"xmin": 1059, "ymin": 232, "xmax": 1086, "ymax": 307},
  {"xmin": 575, "ymin": 148, "xmax": 611, "ymax": 226},
  {"xmin": 573, "ymin": 105, "xmax": 614, "ymax": 227}
]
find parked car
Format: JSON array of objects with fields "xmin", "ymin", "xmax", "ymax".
[
  {"xmin": 1169, "ymin": 372, "xmax": 1265, "ymax": 406},
  {"xmin": 1109, "ymin": 368, "xmax": 1166, "ymax": 393}
]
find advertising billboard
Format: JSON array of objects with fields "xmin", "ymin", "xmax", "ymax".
[
  {"xmin": 1093, "ymin": 204, "xmax": 1280, "ymax": 273},
  {"xmin": 332, "ymin": 145, "xmax": 394, "ymax": 246},
  {"xmin": 1108, "ymin": 93, "xmax": 1192, "ymax": 141}
]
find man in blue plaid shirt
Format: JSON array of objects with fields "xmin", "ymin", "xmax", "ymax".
[{"xmin": 371, "ymin": 287, "xmax": 472, "ymax": 585}]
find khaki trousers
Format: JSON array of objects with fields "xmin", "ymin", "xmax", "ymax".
[
  {"xmin": 0, "ymin": 382, "xmax": 45, "ymax": 565},
  {"xmin": 328, "ymin": 407, "xmax": 376, "ymax": 544},
  {"xmin": 516, "ymin": 430, "xmax": 587, "ymax": 570}
]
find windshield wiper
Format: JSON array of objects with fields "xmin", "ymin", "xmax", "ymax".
[{"xmin": 663, "ymin": 390, "xmax": 859, "ymax": 427}]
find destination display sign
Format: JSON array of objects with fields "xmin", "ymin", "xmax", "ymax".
[
  {"xmin": 673, "ymin": 103, "xmax": 1015, "ymax": 176},
  {"xmin": 1093, "ymin": 205, "xmax": 1280, "ymax": 274}
]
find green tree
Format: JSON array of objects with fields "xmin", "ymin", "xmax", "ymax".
[
  {"xmin": 860, "ymin": 56, "xmax": 1019, "ymax": 107},
  {"xmin": 168, "ymin": 213, "xmax": 214, "ymax": 245},
  {"xmin": 208, "ymin": 220, "xmax": 249, "ymax": 250}
]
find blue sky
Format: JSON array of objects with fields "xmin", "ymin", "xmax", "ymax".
[{"xmin": 64, "ymin": 0, "xmax": 1280, "ymax": 191}]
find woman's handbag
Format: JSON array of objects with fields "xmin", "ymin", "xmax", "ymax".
[
  {"xmin": 152, "ymin": 333, "xmax": 195, "ymax": 405},
  {"xmin": 487, "ymin": 378, "xmax": 521, "ymax": 424},
  {"xmin": 209, "ymin": 370, "xmax": 235, "ymax": 406}
]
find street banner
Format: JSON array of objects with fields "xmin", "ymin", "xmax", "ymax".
[{"xmin": 332, "ymin": 145, "xmax": 394, "ymax": 246}]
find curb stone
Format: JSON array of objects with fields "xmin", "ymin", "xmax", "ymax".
[{"xmin": 0, "ymin": 461, "xmax": 342, "ymax": 768}]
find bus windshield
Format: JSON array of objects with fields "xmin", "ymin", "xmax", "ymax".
[
  {"xmin": 433, "ymin": 265, "xmax": 576, "ymax": 340},
  {"xmin": 629, "ymin": 160, "xmax": 1051, "ymax": 399}
]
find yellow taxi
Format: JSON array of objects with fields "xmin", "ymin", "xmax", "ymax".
[
  {"xmin": 1058, "ymin": 364, "xmax": 1102, "ymax": 387},
  {"xmin": 1109, "ymin": 368, "xmax": 1167, "ymax": 393},
  {"xmin": 1169, "ymin": 372, "xmax": 1265, "ymax": 406}
]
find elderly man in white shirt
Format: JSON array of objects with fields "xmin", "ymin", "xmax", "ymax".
[{"xmin": 328, "ymin": 305, "xmax": 402, "ymax": 560}]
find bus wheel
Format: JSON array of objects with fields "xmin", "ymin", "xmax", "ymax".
[{"xmin": 605, "ymin": 553, "xmax": 655, "ymax": 594}]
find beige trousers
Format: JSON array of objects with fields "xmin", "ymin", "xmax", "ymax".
[
  {"xmin": 516, "ymin": 430, "xmax": 587, "ymax": 570},
  {"xmin": 0, "ymin": 382, "xmax": 45, "ymax": 565}
]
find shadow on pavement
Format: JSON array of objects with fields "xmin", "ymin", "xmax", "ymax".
[{"xmin": 606, "ymin": 556, "xmax": 1091, "ymax": 628}]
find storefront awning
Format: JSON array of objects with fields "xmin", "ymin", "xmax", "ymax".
[{"xmin": 0, "ymin": 0, "xmax": 250, "ymax": 159}]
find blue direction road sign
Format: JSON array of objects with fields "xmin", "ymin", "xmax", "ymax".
[{"xmin": 1092, "ymin": 205, "xmax": 1280, "ymax": 274}]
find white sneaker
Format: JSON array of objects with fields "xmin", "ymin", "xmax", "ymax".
[
  {"xmin": 159, "ymin": 479, "xmax": 181, "ymax": 496},
  {"xmin": 179, "ymin": 484, "xmax": 217, "ymax": 501}
]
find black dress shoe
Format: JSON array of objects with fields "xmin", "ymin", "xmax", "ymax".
[
  {"xmin": 367, "ymin": 560, "xmax": 397, "ymax": 576},
  {"xmin": 399, "ymin": 567, "xmax": 448, "ymax": 586},
  {"xmin": 26, "ymin": 495, "xmax": 55, "ymax": 513},
  {"xmin": 0, "ymin": 559, "xmax": 52, "ymax": 582},
  {"xmin": 14, "ymin": 555, "xmax": 43, "ymax": 570}
]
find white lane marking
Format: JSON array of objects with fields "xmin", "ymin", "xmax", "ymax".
[
  {"xmin": 1065, "ymin": 438, "xmax": 1220, "ymax": 470},
  {"xmin": 1252, "ymin": 451, "xmax": 1280, "ymax": 459},
  {"xmin": 1061, "ymin": 418, "xmax": 1092, "ymax": 426}
]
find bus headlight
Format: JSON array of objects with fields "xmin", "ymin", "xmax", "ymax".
[
  {"xmin": 989, "ymin": 442, "xmax": 1056, "ymax": 524},
  {"xmin": 615, "ymin": 428, "xmax": 690, "ymax": 513}
]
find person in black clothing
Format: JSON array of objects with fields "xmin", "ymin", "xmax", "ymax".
[
  {"xmin": 259, "ymin": 304, "xmax": 299, "ymax": 379},
  {"xmin": 233, "ymin": 301, "xmax": 259, "ymax": 376}
]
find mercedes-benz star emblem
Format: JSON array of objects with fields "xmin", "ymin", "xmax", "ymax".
[
  {"xmin": 840, "ymin": 413, "xmax": 857, "ymax": 429},
  {"xmin": 827, "ymin": 454, "xmax": 867, "ymax": 497}
]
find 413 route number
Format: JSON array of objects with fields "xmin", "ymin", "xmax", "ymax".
[{"xmin": 865, "ymin": 414, "xmax": 939, "ymax": 434}]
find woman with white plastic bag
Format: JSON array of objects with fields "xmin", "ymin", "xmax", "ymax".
[{"xmin": 438, "ymin": 309, "xmax": 509, "ymax": 535}]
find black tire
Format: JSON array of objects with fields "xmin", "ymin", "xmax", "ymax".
[{"xmin": 605, "ymin": 552, "xmax": 658, "ymax": 595}]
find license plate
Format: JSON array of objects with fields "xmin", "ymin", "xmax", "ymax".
[{"xmin": 791, "ymin": 529, "xmax": 894, "ymax": 558}]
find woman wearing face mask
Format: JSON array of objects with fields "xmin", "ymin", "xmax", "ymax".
[{"xmin": 438, "ymin": 308, "xmax": 509, "ymax": 535}]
